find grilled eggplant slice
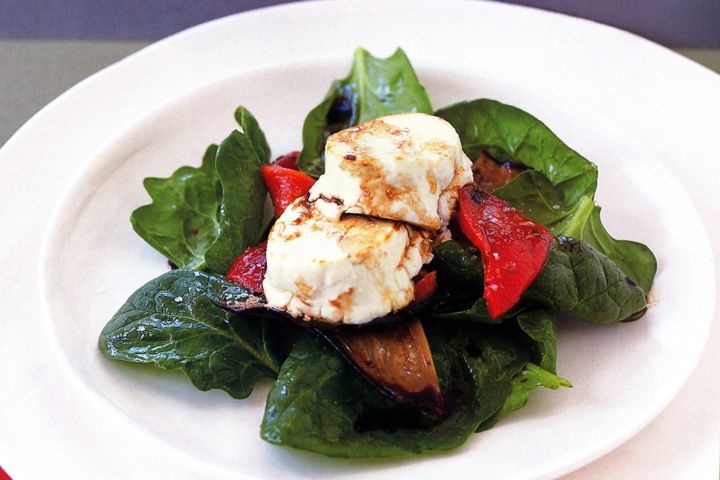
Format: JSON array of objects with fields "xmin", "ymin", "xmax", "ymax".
[{"xmin": 326, "ymin": 319, "xmax": 443, "ymax": 413}]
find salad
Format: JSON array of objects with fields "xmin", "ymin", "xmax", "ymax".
[{"xmin": 98, "ymin": 48, "xmax": 656, "ymax": 458}]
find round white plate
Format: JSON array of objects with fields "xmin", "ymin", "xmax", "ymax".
[{"xmin": 2, "ymin": 1, "xmax": 719, "ymax": 479}]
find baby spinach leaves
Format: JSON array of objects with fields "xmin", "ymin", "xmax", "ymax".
[
  {"xmin": 204, "ymin": 109, "xmax": 271, "ymax": 273},
  {"xmin": 479, "ymin": 363, "xmax": 571, "ymax": 431},
  {"xmin": 437, "ymin": 99, "xmax": 598, "ymax": 211},
  {"xmin": 526, "ymin": 237, "xmax": 647, "ymax": 323},
  {"xmin": 553, "ymin": 196, "xmax": 657, "ymax": 294},
  {"xmin": 430, "ymin": 295, "xmax": 526, "ymax": 324},
  {"xmin": 261, "ymin": 329, "xmax": 528, "ymax": 458},
  {"xmin": 98, "ymin": 269, "xmax": 289, "ymax": 399},
  {"xmin": 432, "ymin": 238, "xmax": 646, "ymax": 324},
  {"xmin": 297, "ymin": 47, "xmax": 433, "ymax": 177},
  {"xmin": 500, "ymin": 363, "xmax": 571, "ymax": 416},
  {"xmin": 436, "ymin": 99, "xmax": 656, "ymax": 292},
  {"xmin": 111, "ymin": 49, "xmax": 657, "ymax": 458},
  {"xmin": 131, "ymin": 145, "xmax": 221, "ymax": 270},
  {"xmin": 517, "ymin": 310, "xmax": 558, "ymax": 373},
  {"xmin": 130, "ymin": 106, "xmax": 270, "ymax": 274},
  {"xmin": 433, "ymin": 240, "xmax": 484, "ymax": 285}
]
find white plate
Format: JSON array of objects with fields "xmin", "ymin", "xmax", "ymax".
[{"xmin": 2, "ymin": 1, "xmax": 719, "ymax": 479}]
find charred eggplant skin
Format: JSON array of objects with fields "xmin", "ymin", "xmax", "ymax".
[
  {"xmin": 318, "ymin": 319, "xmax": 444, "ymax": 414},
  {"xmin": 215, "ymin": 294, "xmax": 435, "ymax": 329},
  {"xmin": 260, "ymin": 327, "xmax": 530, "ymax": 458}
]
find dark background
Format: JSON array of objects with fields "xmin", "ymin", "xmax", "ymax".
[{"xmin": 1, "ymin": 0, "xmax": 719, "ymax": 47}]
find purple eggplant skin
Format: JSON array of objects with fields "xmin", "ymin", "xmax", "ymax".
[{"xmin": 214, "ymin": 291, "xmax": 445, "ymax": 413}]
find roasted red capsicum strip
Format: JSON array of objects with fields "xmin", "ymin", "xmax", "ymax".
[
  {"xmin": 271, "ymin": 150, "xmax": 300, "ymax": 170},
  {"xmin": 260, "ymin": 163, "xmax": 316, "ymax": 217},
  {"xmin": 457, "ymin": 185, "xmax": 553, "ymax": 319},
  {"xmin": 226, "ymin": 241, "xmax": 268, "ymax": 293},
  {"xmin": 413, "ymin": 270, "xmax": 438, "ymax": 304}
]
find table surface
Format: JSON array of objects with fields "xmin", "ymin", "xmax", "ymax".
[{"xmin": 1, "ymin": 39, "xmax": 719, "ymax": 480}]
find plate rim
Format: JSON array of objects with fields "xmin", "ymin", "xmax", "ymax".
[
  {"xmin": 40, "ymin": 47, "xmax": 717, "ymax": 480},
  {"xmin": 0, "ymin": 0, "xmax": 717, "ymax": 478}
]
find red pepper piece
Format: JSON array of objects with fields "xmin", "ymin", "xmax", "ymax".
[
  {"xmin": 260, "ymin": 164, "xmax": 316, "ymax": 217},
  {"xmin": 272, "ymin": 151, "xmax": 300, "ymax": 170},
  {"xmin": 226, "ymin": 241, "xmax": 267, "ymax": 293},
  {"xmin": 457, "ymin": 185, "xmax": 552, "ymax": 319},
  {"xmin": 413, "ymin": 271, "xmax": 437, "ymax": 304}
]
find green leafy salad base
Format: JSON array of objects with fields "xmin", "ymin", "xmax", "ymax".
[{"xmin": 99, "ymin": 47, "xmax": 656, "ymax": 459}]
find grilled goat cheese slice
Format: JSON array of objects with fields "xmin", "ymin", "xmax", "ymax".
[
  {"xmin": 263, "ymin": 197, "xmax": 433, "ymax": 325},
  {"xmin": 308, "ymin": 113, "xmax": 473, "ymax": 230}
]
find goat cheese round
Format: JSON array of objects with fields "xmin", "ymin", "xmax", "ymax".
[
  {"xmin": 308, "ymin": 113, "xmax": 473, "ymax": 230},
  {"xmin": 263, "ymin": 198, "xmax": 433, "ymax": 325}
]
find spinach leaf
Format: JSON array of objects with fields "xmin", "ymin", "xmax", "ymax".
[
  {"xmin": 130, "ymin": 145, "xmax": 221, "ymax": 270},
  {"xmin": 260, "ymin": 328, "xmax": 527, "ymax": 458},
  {"xmin": 436, "ymin": 99, "xmax": 598, "ymax": 210},
  {"xmin": 297, "ymin": 47, "xmax": 433, "ymax": 176},
  {"xmin": 204, "ymin": 107, "xmax": 271, "ymax": 273},
  {"xmin": 430, "ymin": 241, "xmax": 521, "ymax": 323},
  {"xmin": 432, "ymin": 240, "xmax": 483, "ymax": 285},
  {"xmin": 98, "ymin": 269, "xmax": 288, "ymax": 399},
  {"xmin": 525, "ymin": 237, "xmax": 647, "ymax": 323},
  {"xmin": 436, "ymin": 99, "xmax": 656, "ymax": 292},
  {"xmin": 234, "ymin": 105, "xmax": 271, "ymax": 163},
  {"xmin": 502, "ymin": 184, "xmax": 656, "ymax": 292},
  {"xmin": 431, "ymin": 296, "xmax": 525, "ymax": 323},
  {"xmin": 516, "ymin": 311, "xmax": 557, "ymax": 373},
  {"xmin": 500, "ymin": 363, "xmax": 571, "ymax": 416},
  {"xmin": 553, "ymin": 196, "xmax": 657, "ymax": 293},
  {"xmin": 495, "ymin": 170, "xmax": 576, "ymax": 227},
  {"xmin": 131, "ymin": 106, "xmax": 271, "ymax": 273},
  {"xmin": 478, "ymin": 363, "xmax": 571, "ymax": 431},
  {"xmin": 431, "ymin": 237, "xmax": 645, "ymax": 324}
]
